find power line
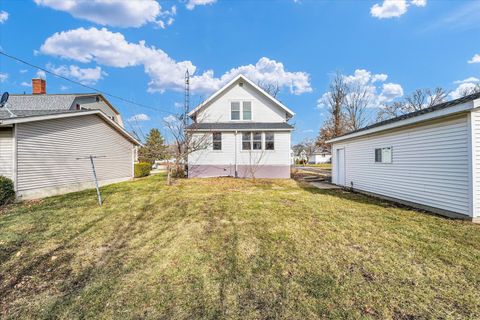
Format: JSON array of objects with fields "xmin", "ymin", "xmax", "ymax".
[{"xmin": 0, "ymin": 50, "xmax": 177, "ymax": 116}]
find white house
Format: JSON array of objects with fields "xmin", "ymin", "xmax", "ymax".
[
  {"xmin": 186, "ymin": 75, "xmax": 294, "ymax": 178},
  {"xmin": 308, "ymin": 150, "xmax": 332, "ymax": 164},
  {"xmin": 328, "ymin": 92, "xmax": 480, "ymax": 222},
  {"xmin": 0, "ymin": 78, "xmax": 140, "ymax": 200}
]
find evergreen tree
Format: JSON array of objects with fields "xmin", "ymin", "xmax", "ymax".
[{"xmin": 138, "ymin": 128, "xmax": 167, "ymax": 164}]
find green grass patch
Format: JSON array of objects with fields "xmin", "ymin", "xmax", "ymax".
[{"xmin": 1, "ymin": 174, "xmax": 479, "ymax": 318}]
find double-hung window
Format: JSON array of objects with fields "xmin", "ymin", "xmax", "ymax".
[
  {"xmin": 375, "ymin": 147, "xmax": 392, "ymax": 163},
  {"xmin": 242, "ymin": 132, "xmax": 251, "ymax": 150},
  {"xmin": 213, "ymin": 132, "xmax": 222, "ymax": 150},
  {"xmin": 265, "ymin": 132, "xmax": 274, "ymax": 150},
  {"xmin": 243, "ymin": 101, "xmax": 252, "ymax": 120},
  {"xmin": 253, "ymin": 132, "xmax": 262, "ymax": 150},
  {"xmin": 231, "ymin": 102, "xmax": 240, "ymax": 120}
]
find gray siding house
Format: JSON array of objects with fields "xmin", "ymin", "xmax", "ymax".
[
  {"xmin": 0, "ymin": 79, "xmax": 140, "ymax": 200},
  {"xmin": 328, "ymin": 92, "xmax": 480, "ymax": 222}
]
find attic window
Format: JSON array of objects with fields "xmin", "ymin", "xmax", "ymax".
[
  {"xmin": 76, "ymin": 104, "xmax": 80, "ymax": 110},
  {"xmin": 96, "ymin": 96, "xmax": 100, "ymax": 102},
  {"xmin": 239, "ymin": 82, "xmax": 244, "ymax": 87}
]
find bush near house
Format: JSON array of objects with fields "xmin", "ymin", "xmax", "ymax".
[
  {"xmin": 0, "ymin": 176, "xmax": 15, "ymax": 206},
  {"xmin": 134, "ymin": 162, "xmax": 151, "ymax": 178}
]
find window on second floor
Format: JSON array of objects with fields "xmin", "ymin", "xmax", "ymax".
[
  {"xmin": 212, "ymin": 132, "xmax": 222, "ymax": 150},
  {"xmin": 243, "ymin": 101, "xmax": 252, "ymax": 120},
  {"xmin": 231, "ymin": 102, "xmax": 240, "ymax": 120}
]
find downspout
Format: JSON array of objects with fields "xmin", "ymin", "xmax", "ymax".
[{"xmin": 234, "ymin": 130, "xmax": 238, "ymax": 178}]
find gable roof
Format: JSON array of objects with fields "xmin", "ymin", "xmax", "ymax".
[
  {"xmin": 187, "ymin": 74, "xmax": 295, "ymax": 119},
  {"xmin": 0, "ymin": 109, "xmax": 141, "ymax": 146},
  {"xmin": 8, "ymin": 93, "xmax": 120, "ymax": 115},
  {"xmin": 328, "ymin": 91, "xmax": 480, "ymax": 144}
]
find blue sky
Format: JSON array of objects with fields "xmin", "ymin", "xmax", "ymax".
[{"xmin": 0, "ymin": 0, "xmax": 479, "ymax": 143}]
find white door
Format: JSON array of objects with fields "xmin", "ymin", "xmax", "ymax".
[{"xmin": 336, "ymin": 148, "xmax": 345, "ymax": 186}]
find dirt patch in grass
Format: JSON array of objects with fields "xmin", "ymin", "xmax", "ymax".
[{"xmin": 1, "ymin": 174, "xmax": 480, "ymax": 318}]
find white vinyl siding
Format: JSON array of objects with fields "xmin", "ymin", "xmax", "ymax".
[
  {"xmin": 332, "ymin": 115, "xmax": 470, "ymax": 215},
  {"xmin": 0, "ymin": 127, "xmax": 14, "ymax": 180},
  {"xmin": 189, "ymin": 131, "xmax": 291, "ymax": 166},
  {"xmin": 16, "ymin": 115, "xmax": 134, "ymax": 195},
  {"xmin": 472, "ymin": 110, "xmax": 480, "ymax": 217},
  {"xmin": 196, "ymin": 81, "xmax": 287, "ymax": 123}
]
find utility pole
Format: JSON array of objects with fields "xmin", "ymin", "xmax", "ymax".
[
  {"xmin": 184, "ymin": 69, "xmax": 190, "ymax": 127},
  {"xmin": 76, "ymin": 155, "xmax": 106, "ymax": 206}
]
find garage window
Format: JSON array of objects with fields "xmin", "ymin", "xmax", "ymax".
[{"xmin": 375, "ymin": 147, "xmax": 392, "ymax": 163}]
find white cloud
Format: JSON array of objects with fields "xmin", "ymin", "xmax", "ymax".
[
  {"xmin": 40, "ymin": 27, "xmax": 312, "ymax": 95},
  {"xmin": 36, "ymin": 70, "xmax": 46, "ymax": 79},
  {"xmin": 20, "ymin": 81, "xmax": 31, "ymax": 87},
  {"xmin": 60, "ymin": 85, "xmax": 69, "ymax": 91},
  {"xmin": 370, "ymin": 0, "xmax": 426, "ymax": 19},
  {"xmin": 468, "ymin": 54, "xmax": 480, "ymax": 64},
  {"xmin": 0, "ymin": 73, "xmax": 8, "ymax": 82},
  {"xmin": 163, "ymin": 115, "xmax": 178, "ymax": 123},
  {"xmin": 34, "ymin": 0, "xmax": 175, "ymax": 28},
  {"xmin": 0, "ymin": 11, "xmax": 9, "ymax": 24},
  {"xmin": 19, "ymin": 69, "xmax": 28, "ymax": 74},
  {"xmin": 454, "ymin": 77, "xmax": 480, "ymax": 84},
  {"xmin": 317, "ymin": 69, "xmax": 403, "ymax": 108},
  {"xmin": 186, "ymin": 0, "xmax": 217, "ymax": 10},
  {"xmin": 128, "ymin": 113, "xmax": 151, "ymax": 122},
  {"xmin": 380, "ymin": 83, "xmax": 404, "ymax": 101},
  {"xmin": 47, "ymin": 64, "xmax": 106, "ymax": 85},
  {"xmin": 449, "ymin": 82, "xmax": 479, "ymax": 100}
]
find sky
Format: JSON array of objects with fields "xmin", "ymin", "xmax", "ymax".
[{"xmin": 0, "ymin": 0, "xmax": 479, "ymax": 144}]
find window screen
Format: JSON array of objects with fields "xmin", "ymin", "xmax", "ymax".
[
  {"xmin": 231, "ymin": 102, "xmax": 240, "ymax": 120},
  {"xmin": 243, "ymin": 101, "xmax": 252, "ymax": 120}
]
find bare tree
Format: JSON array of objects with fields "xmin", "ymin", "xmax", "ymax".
[
  {"xmin": 316, "ymin": 72, "xmax": 348, "ymax": 149},
  {"xmin": 257, "ymin": 80, "xmax": 280, "ymax": 98},
  {"xmin": 163, "ymin": 115, "xmax": 212, "ymax": 185},
  {"xmin": 343, "ymin": 81, "xmax": 371, "ymax": 131},
  {"xmin": 459, "ymin": 84, "xmax": 480, "ymax": 97},
  {"xmin": 377, "ymin": 87, "xmax": 447, "ymax": 121}
]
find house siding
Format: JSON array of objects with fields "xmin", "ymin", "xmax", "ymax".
[
  {"xmin": 195, "ymin": 81, "xmax": 287, "ymax": 123},
  {"xmin": 332, "ymin": 115, "xmax": 471, "ymax": 216},
  {"xmin": 16, "ymin": 114, "xmax": 134, "ymax": 199},
  {"xmin": 472, "ymin": 110, "xmax": 480, "ymax": 218},
  {"xmin": 188, "ymin": 131, "xmax": 291, "ymax": 178},
  {"xmin": 0, "ymin": 127, "xmax": 14, "ymax": 180}
]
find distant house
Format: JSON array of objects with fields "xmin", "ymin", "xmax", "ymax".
[
  {"xmin": 308, "ymin": 149, "xmax": 332, "ymax": 164},
  {"xmin": 186, "ymin": 75, "xmax": 294, "ymax": 178},
  {"xmin": 328, "ymin": 92, "xmax": 480, "ymax": 222},
  {"xmin": 0, "ymin": 78, "xmax": 140, "ymax": 200}
]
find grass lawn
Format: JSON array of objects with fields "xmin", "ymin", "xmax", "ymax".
[{"xmin": 1, "ymin": 174, "xmax": 480, "ymax": 319}]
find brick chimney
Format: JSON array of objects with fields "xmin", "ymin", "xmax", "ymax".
[{"xmin": 32, "ymin": 78, "xmax": 46, "ymax": 94}]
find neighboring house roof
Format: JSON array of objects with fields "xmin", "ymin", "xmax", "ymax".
[
  {"xmin": 186, "ymin": 122, "xmax": 294, "ymax": 131},
  {"xmin": 0, "ymin": 109, "xmax": 141, "ymax": 145},
  {"xmin": 8, "ymin": 93, "xmax": 121, "ymax": 115},
  {"xmin": 187, "ymin": 74, "xmax": 295, "ymax": 119},
  {"xmin": 328, "ymin": 92, "xmax": 480, "ymax": 143}
]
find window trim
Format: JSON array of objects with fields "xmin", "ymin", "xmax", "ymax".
[
  {"xmin": 230, "ymin": 100, "xmax": 253, "ymax": 121},
  {"xmin": 242, "ymin": 101, "xmax": 252, "ymax": 121},
  {"xmin": 375, "ymin": 147, "xmax": 392, "ymax": 164}
]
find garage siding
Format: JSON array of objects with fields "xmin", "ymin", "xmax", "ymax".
[
  {"xmin": 472, "ymin": 110, "xmax": 480, "ymax": 218},
  {"xmin": 0, "ymin": 127, "xmax": 14, "ymax": 180},
  {"xmin": 332, "ymin": 115, "xmax": 471, "ymax": 216},
  {"xmin": 16, "ymin": 115, "xmax": 134, "ymax": 196}
]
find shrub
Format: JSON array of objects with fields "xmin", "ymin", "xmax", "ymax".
[
  {"xmin": 134, "ymin": 162, "xmax": 152, "ymax": 178},
  {"xmin": 0, "ymin": 176, "xmax": 15, "ymax": 205}
]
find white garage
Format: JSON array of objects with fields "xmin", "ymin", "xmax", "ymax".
[{"xmin": 328, "ymin": 92, "xmax": 480, "ymax": 222}]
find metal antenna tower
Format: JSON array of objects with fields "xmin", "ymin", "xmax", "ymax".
[{"xmin": 184, "ymin": 69, "xmax": 190, "ymax": 127}]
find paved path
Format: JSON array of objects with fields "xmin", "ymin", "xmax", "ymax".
[{"xmin": 295, "ymin": 166, "xmax": 331, "ymax": 176}]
